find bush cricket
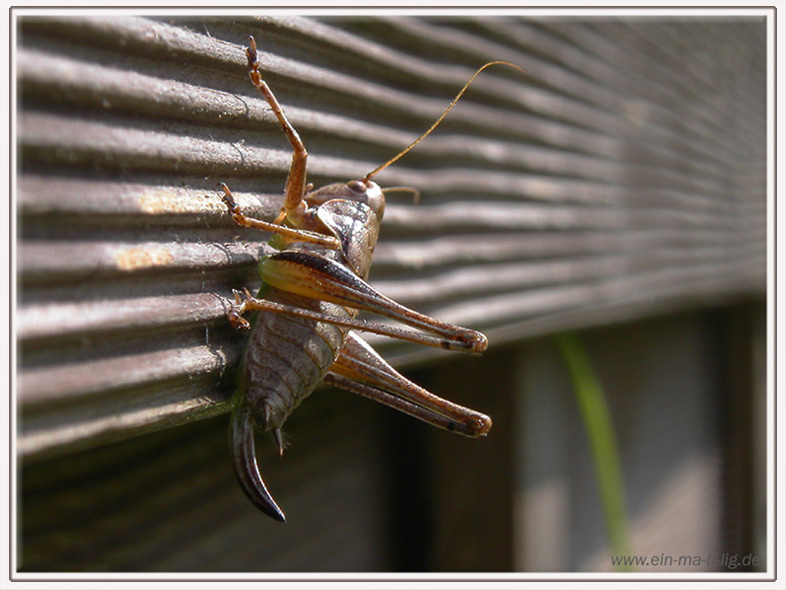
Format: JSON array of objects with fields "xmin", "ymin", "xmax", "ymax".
[{"xmin": 221, "ymin": 35, "xmax": 525, "ymax": 522}]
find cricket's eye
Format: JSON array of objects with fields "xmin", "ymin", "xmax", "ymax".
[{"xmin": 346, "ymin": 180, "xmax": 366, "ymax": 193}]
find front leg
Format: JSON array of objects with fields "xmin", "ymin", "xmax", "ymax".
[
  {"xmin": 218, "ymin": 183, "xmax": 340, "ymax": 249},
  {"xmin": 245, "ymin": 35, "xmax": 309, "ymax": 227}
]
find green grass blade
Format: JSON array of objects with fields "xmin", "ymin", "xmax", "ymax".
[{"xmin": 554, "ymin": 332, "xmax": 632, "ymax": 571}]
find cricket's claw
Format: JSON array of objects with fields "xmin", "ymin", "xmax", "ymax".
[
  {"xmin": 218, "ymin": 183, "xmax": 238, "ymax": 212},
  {"xmin": 227, "ymin": 289, "xmax": 252, "ymax": 330},
  {"xmin": 228, "ymin": 311, "xmax": 251, "ymax": 330},
  {"xmin": 246, "ymin": 36, "xmax": 259, "ymax": 69}
]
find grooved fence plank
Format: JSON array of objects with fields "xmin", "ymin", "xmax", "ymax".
[{"xmin": 17, "ymin": 15, "xmax": 766, "ymax": 460}]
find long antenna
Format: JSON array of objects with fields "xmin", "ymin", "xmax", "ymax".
[{"xmin": 364, "ymin": 61, "xmax": 527, "ymax": 182}]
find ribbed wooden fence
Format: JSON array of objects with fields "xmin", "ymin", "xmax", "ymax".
[
  {"xmin": 18, "ymin": 14, "xmax": 765, "ymax": 460},
  {"xmin": 16, "ymin": 13, "xmax": 767, "ymax": 572}
]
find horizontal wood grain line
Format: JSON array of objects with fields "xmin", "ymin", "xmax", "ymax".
[{"xmin": 19, "ymin": 339, "xmax": 236, "ymax": 406}]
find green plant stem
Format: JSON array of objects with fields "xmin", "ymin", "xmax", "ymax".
[{"xmin": 555, "ymin": 332, "xmax": 632, "ymax": 571}]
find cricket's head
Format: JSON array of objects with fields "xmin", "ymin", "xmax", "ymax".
[
  {"xmin": 305, "ymin": 179, "xmax": 385, "ymax": 220},
  {"xmin": 307, "ymin": 179, "xmax": 384, "ymax": 278}
]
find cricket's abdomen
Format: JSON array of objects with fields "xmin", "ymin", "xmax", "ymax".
[{"xmin": 242, "ymin": 287, "xmax": 352, "ymax": 430}]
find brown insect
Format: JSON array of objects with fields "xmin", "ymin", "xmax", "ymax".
[{"xmin": 221, "ymin": 36, "xmax": 525, "ymax": 521}]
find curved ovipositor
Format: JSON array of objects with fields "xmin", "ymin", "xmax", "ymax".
[{"xmin": 230, "ymin": 401, "xmax": 286, "ymax": 522}]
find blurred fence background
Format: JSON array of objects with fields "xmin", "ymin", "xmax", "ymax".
[{"xmin": 16, "ymin": 13, "xmax": 767, "ymax": 573}]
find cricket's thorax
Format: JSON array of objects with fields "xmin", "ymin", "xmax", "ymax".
[{"xmin": 310, "ymin": 195, "xmax": 382, "ymax": 280}]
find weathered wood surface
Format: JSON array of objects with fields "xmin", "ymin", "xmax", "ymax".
[{"xmin": 17, "ymin": 15, "xmax": 766, "ymax": 459}]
